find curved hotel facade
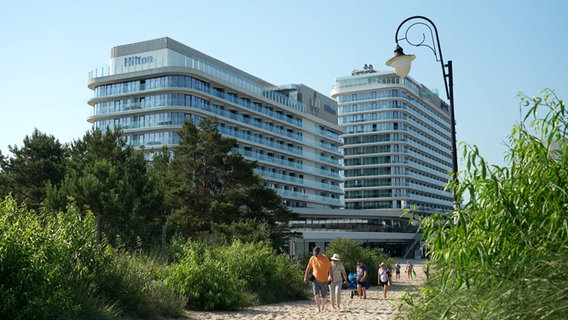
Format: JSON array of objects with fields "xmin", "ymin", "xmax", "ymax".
[
  {"xmin": 332, "ymin": 65, "xmax": 454, "ymax": 215},
  {"xmin": 86, "ymin": 38, "xmax": 450, "ymax": 258},
  {"xmin": 87, "ymin": 37, "xmax": 343, "ymax": 210}
]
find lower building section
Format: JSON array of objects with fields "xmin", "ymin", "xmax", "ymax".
[{"xmin": 289, "ymin": 208, "xmax": 422, "ymax": 259}]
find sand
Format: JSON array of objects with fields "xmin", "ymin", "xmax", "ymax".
[{"xmin": 185, "ymin": 260, "xmax": 426, "ymax": 320}]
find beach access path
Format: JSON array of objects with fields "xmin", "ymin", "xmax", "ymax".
[{"xmin": 185, "ymin": 259, "xmax": 426, "ymax": 320}]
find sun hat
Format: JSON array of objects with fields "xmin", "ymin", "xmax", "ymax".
[
  {"xmin": 313, "ymin": 246, "xmax": 321, "ymax": 255},
  {"xmin": 331, "ymin": 254, "xmax": 341, "ymax": 261}
]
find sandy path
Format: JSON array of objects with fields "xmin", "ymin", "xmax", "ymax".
[{"xmin": 185, "ymin": 260, "xmax": 426, "ymax": 320}]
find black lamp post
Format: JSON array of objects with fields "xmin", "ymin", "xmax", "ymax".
[{"xmin": 386, "ymin": 16, "xmax": 458, "ymax": 202}]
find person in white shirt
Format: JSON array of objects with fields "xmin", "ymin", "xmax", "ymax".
[{"xmin": 378, "ymin": 262, "xmax": 390, "ymax": 299}]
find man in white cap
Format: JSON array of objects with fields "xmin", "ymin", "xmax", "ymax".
[{"xmin": 329, "ymin": 253, "xmax": 348, "ymax": 310}]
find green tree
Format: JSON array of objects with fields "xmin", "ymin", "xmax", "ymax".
[
  {"xmin": 163, "ymin": 117, "xmax": 298, "ymax": 249},
  {"xmin": 401, "ymin": 89, "xmax": 568, "ymax": 319},
  {"xmin": 0, "ymin": 129, "xmax": 68, "ymax": 211},
  {"xmin": 326, "ymin": 237, "xmax": 394, "ymax": 284},
  {"xmin": 44, "ymin": 127, "xmax": 166, "ymax": 249},
  {"xmin": 210, "ymin": 219, "xmax": 272, "ymax": 245}
]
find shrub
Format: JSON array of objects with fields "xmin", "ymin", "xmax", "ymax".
[
  {"xmin": 165, "ymin": 240, "xmax": 309, "ymax": 311},
  {"xmin": 0, "ymin": 197, "xmax": 186, "ymax": 319},
  {"xmin": 327, "ymin": 237, "xmax": 395, "ymax": 285},
  {"xmin": 0, "ymin": 197, "xmax": 101, "ymax": 319},
  {"xmin": 219, "ymin": 241, "xmax": 308, "ymax": 304},
  {"xmin": 165, "ymin": 241, "xmax": 251, "ymax": 311}
]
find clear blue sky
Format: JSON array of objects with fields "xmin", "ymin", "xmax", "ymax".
[{"xmin": 1, "ymin": 0, "xmax": 566, "ymax": 168}]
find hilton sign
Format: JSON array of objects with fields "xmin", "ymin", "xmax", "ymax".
[{"xmin": 124, "ymin": 56, "xmax": 154, "ymax": 67}]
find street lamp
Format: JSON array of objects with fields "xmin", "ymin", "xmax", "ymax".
[{"xmin": 386, "ymin": 16, "xmax": 458, "ymax": 202}]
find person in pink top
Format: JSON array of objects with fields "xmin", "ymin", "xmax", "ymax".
[{"xmin": 304, "ymin": 247, "xmax": 332, "ymax": 312}]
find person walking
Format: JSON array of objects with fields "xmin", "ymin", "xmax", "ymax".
[
  {"xmin": 405, "ymin": 260, "xmax": 414, "ymax": 280},
  {"xmin": 378, "ymin": 262, "xmax": 390, "ymax": 299},
  {"xmin": 329, "ymin": 254, "xmax": 348, "ymax": 310},
  {"xmin": 304, "ymin": 247, "xmax": 332, "ymax": 312},
  {"xmin": 394, "ymin": 262, "xmax": 401, "ymax": 280},
  {"xmin": 355, "ymin": 259, "xmax": 368, "ymax": 299}
]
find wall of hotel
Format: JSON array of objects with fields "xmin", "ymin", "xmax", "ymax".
[
  {"xmin": 89, "ymin": 39, "xmax": 344, "ymax": 209},
  {"xmin": 294, "ymin": 85, "xmax": 338, "ymax": 124}
]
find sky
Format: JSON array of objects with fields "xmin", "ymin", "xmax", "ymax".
[{"xmin": 1, "ymin": 0, "xmax": 566, "ymax": 169}]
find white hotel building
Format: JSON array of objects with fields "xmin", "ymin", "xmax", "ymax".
[
  {"xmin": 290, "ymin": 66, "xmax": 454, "ymax": 258},
  {"xmin": 332, "ymin": 65, "xmax": 455, "ymax": 215},
  {"xmin": 87, "ymin": 37, "xmax": 343, "ymax": 210},
  {"xmin": 87, "ymin": 38, "xmax": 448, "ymax": 258}
]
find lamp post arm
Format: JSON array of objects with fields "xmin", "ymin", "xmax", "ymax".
[{"xmin": 393, "ymin": 15, "xmax": 450, "ymax": 101}]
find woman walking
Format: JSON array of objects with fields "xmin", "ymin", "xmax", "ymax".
[
  {"xmin": 378, "ymin": 262, "xmax": 390, "ymax": 299},
  {"xmin": 329, "ymin": 254, "xmax": 348, "ymax": 309},
  {"xmin": 405, "ymin": 260, "xmax": 414, "ymax": 280}
]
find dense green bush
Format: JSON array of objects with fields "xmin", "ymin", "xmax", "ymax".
[
  {"xmin": 401, "ymin": 90, "xmax": 568, "ymax": 319},
  {"xmin": 1, "ymin": 194, "xmax": 310, "ymax": 317},
  {"xmin": 0, "ymin": 197, "xmax": 101, "ymax": 319},
  {"xmin": 165, "ymin": 241, "xmax": 251, "ymax": 311},
  {"xmin": 219, "ymin": 241, "xmax": 308, "ymax": 304},
  {"xmin": 165, "ymin": 240, "xmax": 309, "ymax": 311},
  {"xmin": 0, "ymin": 197, "xmax": 186, "ymax": 319}
]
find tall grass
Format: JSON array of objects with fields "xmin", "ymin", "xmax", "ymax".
[
  {"xmin": 400, "ymin": 90, "xmax": 568, "ymax": 319},
  {"xmin": 0, "ymin": 198, "xmax": 186, "ymax": 319},
  {"xmin": 0, "ymin": 198, "xmax": 95, "ymax": 319}
]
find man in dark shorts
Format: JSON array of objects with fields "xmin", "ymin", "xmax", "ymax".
[
  {"xmin": 355, "ymin": 259, "xmax": 368, "ymax": 299},
  {"xmin": 378, "ymin": 262, "xmax": 390, "ymax": 299},
  {"xmin": 395, "ymin": 262, "xmax": 401, "ymax": 280}
]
